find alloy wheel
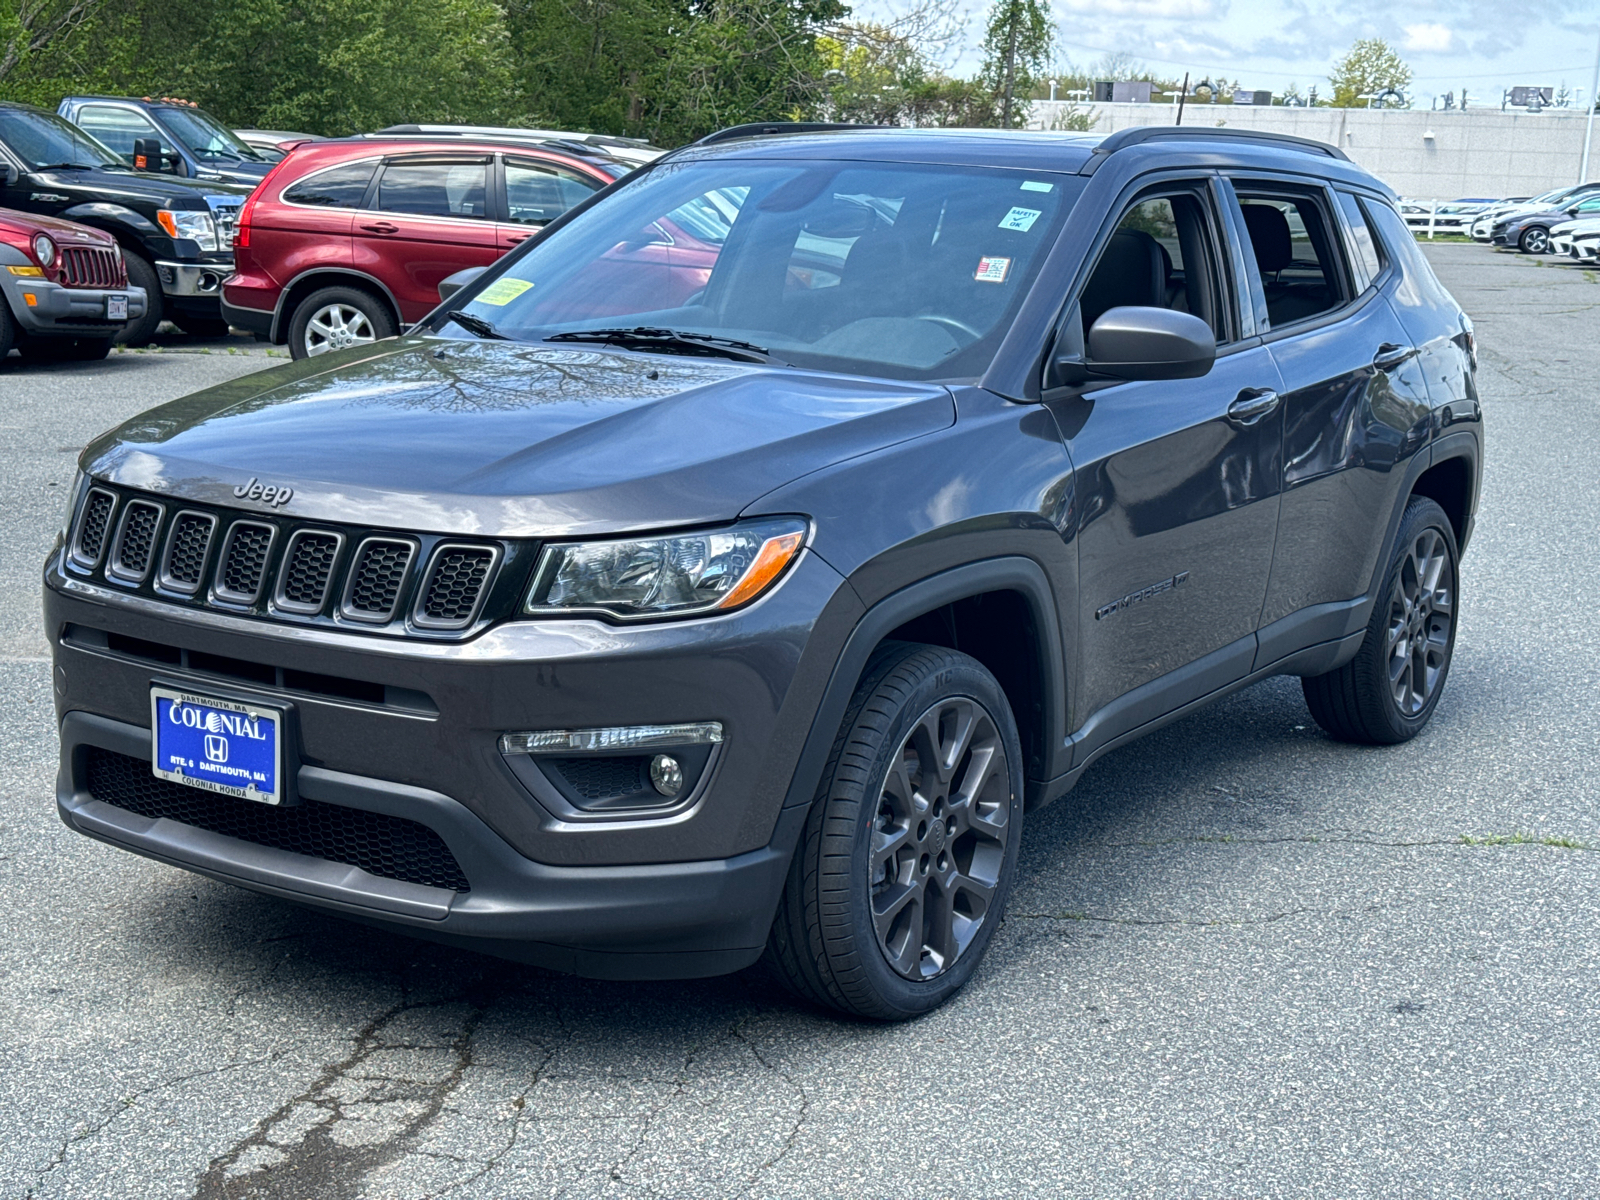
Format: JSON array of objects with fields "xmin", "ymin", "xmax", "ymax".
[
  {"xmin": 304, "ymin": 303, "xmax": 377, "ymax": 356},
  {"xmin": 1524, "ymin": 228, "xmax": 1549, "ymax": 253},
  {"xmin": 1385, "ymin": 526, "xmax": 1454, "ymax": 716},
  {"xmin": 868, "ymin": 696, "xmax": 1012, "ymax": 980}
]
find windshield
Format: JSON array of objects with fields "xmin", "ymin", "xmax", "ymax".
[
  {"xmin": 437, "ymin": 157, "xmax": 1082, "ymax": 380},
  {"xmin": 0, "ymin": 107, "xmax": 122, "ymax": 169},
  {"xmin": 156, "ymin": 107, "xmax": 263, "ymax": 161}
]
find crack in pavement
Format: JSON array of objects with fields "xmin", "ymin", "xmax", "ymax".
[
  {"xmin": 1058, "ymin": 831, "xmax": 1595, "ymax": 852},
  {"xmin": 190, "ymin": 978, "xmax": 509, "ymax": 1200},
  {"xmin": 26, "ymin": 1055, "xmax": 282, "ymax": 1198},
  {"xmin": 731, "ymin": 1015, "xmax": 810, "ymax": 1188},
  {"xmin": 1008, "ymin": 906, "xmax": 1320, "ymax": 928}
]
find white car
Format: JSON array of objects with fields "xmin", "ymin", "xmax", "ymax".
[
  {"xmin": 374, "ymin": 124, "xmax": 666, "ymax": 167},
  {"xmin": 1470, "ymin": 187, "xmax": 1597, "ymax": 240},
  {"xmin": 1571, "ymin": 231, "xmax": 1600, "ymax": 262},
  {"xmin": 1550, "ymin": 215, "xmax": 1600, "ymax": 258}
]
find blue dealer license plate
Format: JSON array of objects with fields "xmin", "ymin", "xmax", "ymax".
[{"xmin": 151, "ymin": 687, "xmax": 284, "ymax": 805}]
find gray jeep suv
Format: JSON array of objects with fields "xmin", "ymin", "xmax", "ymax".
[{"xmin": 46, "ymin": 124, "xmax": 1481, "ymax": 1020}]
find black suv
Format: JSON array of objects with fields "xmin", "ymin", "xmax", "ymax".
[
  {"xmin": 46, "ymin": 125, "xmax": 1480, "ymax": 1020},
  {"xmin": 1, "ymin": 101, "xmax": 252, "ymax": 343}
]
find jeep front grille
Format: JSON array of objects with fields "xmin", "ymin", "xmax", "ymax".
[
  {"xmin": 415, "ymin": 545, "xmax": 497, "ymax": 628},
  {"xmin": 60, "ymin": 483, "xmax": 513, "ymax": 639},
  {"xmin": 59, "ymin": 246, "xmax": 126, "ymax": 289},
  {"xmin": 343, "ymin": 538, "xmax": 415, "ymax": 621}
]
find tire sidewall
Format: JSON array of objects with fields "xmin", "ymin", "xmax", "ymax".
[
  {"xmin": 117, "ymin": 252, "xmax": 163, "ymax": 346},
  {"xmin": 288, "ymin": 287, "xmax": 394, "ymax": 360},
  {"xmin": 1366, "ymin": 498, "xmax": 1460, "ymax": 739},
  {"xmin": 838, "ymin": 655, "xmax": 1025, "ymax": 1018}
]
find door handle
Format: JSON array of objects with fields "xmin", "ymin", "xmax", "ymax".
[
  {"xmin": 1373, "ymin": 342, "xmax": 1417, "ymax": 372},
  {"xmin": 1227, "ymin": 388, "xmax": 1280, "ymax": 425},
  {"xmin": 359, "ymin": 221, "xmax": 399, "ymax": 234},
  {"xmin": 505, "ymin": 234, "xmax": 531, "ymax": 244}
]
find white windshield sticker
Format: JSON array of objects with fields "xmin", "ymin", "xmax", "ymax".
[
  {"xmin": 974, "ymin": 256, "xmax": 1011, "ymax": 282},
  {"xmin": 1020, "ymin": 180, "xmax": 1054, "ymax": 193},
  {"xmin": 999, "ymin": 207, "xmax": 1042, "ymax": 232}
]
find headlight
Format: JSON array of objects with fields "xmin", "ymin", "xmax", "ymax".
[
  {"xmin": 525, "ymin": 518, "xmax": 807, "ymax": 621},
  {"xmin": 60, "ymin": 469, "xmax": 85, "ymax": 544},
  {"xmin": 32, "ymin": 234, "xmax": 56, "ymax": 268},
  {"xmin": 156, "ymin": 209, "xmax": 219, "ymax": 252}
]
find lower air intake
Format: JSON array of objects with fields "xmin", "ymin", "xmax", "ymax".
[{"xmin": 84, "ymin": 747, "xmax": 470, "ymax": 892}]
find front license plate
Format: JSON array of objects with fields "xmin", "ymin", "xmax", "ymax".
[
  {"xmin": 106, "ymin": 294, "xmax": 128, "ymax": 320},
  {"xmin": 150, "ymin": 687, "xmax": 283, "ymax": 805}
]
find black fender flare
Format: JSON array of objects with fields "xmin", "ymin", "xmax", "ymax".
[{"xmin": 777, "ymin": 556, "xmax": 1069, "ymax": 817}]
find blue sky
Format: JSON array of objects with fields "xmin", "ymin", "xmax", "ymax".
[{"xmin": 864, "ymin": 0, "xmax": 1600, "ymax": 109}]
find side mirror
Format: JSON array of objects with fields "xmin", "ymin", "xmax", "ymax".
[
  {"xmin": 1082, "ymin": 306, "xmax": 1216, "ymax": 381},
  {"xmin": 438, "ymin": 266, "xmax": 487, "ymax": 303},
  {"xmin": 132, "ymin": 138, "xmax": 163, "ymax": 172},
  {"xmin": 2, "ymin": 163, "xmax": 18, "ymax": 187}
]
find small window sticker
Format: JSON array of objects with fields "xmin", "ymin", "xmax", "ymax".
[
  {"xmin": 974, "ymin": 256, "xmax": 1012, "ymax": 283},
  {"xmin": 1020, "ymin": 180, "xmax": 1054, "ymax": 193},
  {"xmin": 999, "ymin": 207, "xmax": 1042, "ymax": 232},
  {"xmin": 475, "ymin": 278, "xmax": 534, "ymax": 306}
]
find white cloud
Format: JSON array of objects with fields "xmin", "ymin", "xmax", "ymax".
[
  {"xmin": 1403, "ymin": 22, "xmax": 1455, "ymax": 52},
  {"xmin": 1058, "ymin": 0, "xmax": 1217, "ymax": 16}
]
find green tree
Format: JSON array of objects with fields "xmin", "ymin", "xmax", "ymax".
[
  {"xmin": 0, "ymin": 0, "xmax": 112, "ymax": 89},
  {"xmin": 979, "ymin": 0, "xmax": 1051, "ymax": 126},
  {"xmin": 1328, "ymin": 36, "xmax": 1411, "ymax": 108}
]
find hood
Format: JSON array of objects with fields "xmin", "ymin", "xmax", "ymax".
[
  {"xmin": 83, "ymin": 338, "xmax": 956, "ymax": 538},
  {"xmin": 192, "ymin": 161, "xmax": 273, "ymax": 186},
  {"xmin": 0, "ymin": 207, "xmax": 115, "ymax": 244}
]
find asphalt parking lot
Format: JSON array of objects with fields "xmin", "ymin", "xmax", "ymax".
[{"xmin": 4, "ymin": 244, "xmax": 1599, "ymax": 1199}]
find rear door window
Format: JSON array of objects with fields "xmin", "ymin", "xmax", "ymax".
[
  {"xmin": 280, "ymin": 160, "xmax": 377, "ymax": 208},
  {"xmin": 1234, "ymin": 190, "xmax": 1348, "ymax": 330},
  {"xmin": 375, "ymin": 159, "xmax": 490, "ymax": 219},
  {"xmin": 503, "ymin": 159, "xmax": 601, "ymax": 225}
]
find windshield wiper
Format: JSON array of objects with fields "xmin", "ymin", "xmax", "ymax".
[
  {"xmin": 33, "ymin": 162, "xmax": 101, "ymax": 171},
  {"xmin": 544, "ymin": 327, "xmax": 781, "ymax": 364},
  {"xmin": 443, "ymin": 310, "xmax": 510, "ymax": 340}
]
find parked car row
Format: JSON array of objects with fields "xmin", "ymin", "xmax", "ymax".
[
  {"xmin": 1468, "ymin": 181, "xmax": 1600, "ymax": 260},
  {"xmin": 2, "ymin": 92, "xmax": 667, "ymax": 364}
]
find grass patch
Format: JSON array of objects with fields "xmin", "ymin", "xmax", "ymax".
[
  {"xmin": 1459, "ymin": 832, "xmax": 1588, "ymax": 849},
  {"xmin": 1412, "ymin": 232, "xmax": 1476, "ymax": 243}
]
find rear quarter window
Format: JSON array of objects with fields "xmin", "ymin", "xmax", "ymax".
[
  {"xmin": 281, "ymin": 161, "xmax": 377, "ymax": 208},
  {"xmin": 1362, "ymin": 197, "xmax": 1455, "ymax": 312}
]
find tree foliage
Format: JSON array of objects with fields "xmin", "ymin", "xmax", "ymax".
[
  {"xmin": 0, "ymin": 0, "xmax": 111, "ymax": 87},
  {"xmin": 1328, "ymin": 37, "xmax": 1411, "ymax": 108},
  {"xmin": 978, "ymin": 0, "xmax": 1051, "ymax": 126}
]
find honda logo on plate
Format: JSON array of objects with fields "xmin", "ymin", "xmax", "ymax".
[{"xmin": 204, "ymin": 734, "xmax": 229, "ymax": 763}]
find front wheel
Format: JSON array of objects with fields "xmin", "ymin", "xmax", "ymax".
[
  {"xmin": 764, "ymin": 643, "xmax": 1024, "ymax": 1020},
  {"xmin": 117, "ymin": 252, "xmax": 164, "ymax": 345},
  {"xmin": 1302, "ymin": 496, "xmax": 1459, "ymax": 744},
  {"xmin": 287, "ymin": 286, "xmax": 395, "ymax": 360},
  {"xmin": 1519, "ymin": 226, "xmax": 1549, "ymax": 254}
]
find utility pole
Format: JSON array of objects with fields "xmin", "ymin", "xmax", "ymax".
[
  {"xmin": 1000, "ymin": 1, "xmax": 1020, "ymax": 128},
  {"xmin": 1176, "ymin": 71, "xmax": 1189, "ymax": 126},
  {"xmin": 1583, "ymin": 28, "xmax": 1600, "ymax": 184}
]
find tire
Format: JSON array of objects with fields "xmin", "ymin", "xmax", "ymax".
[
  {"xmin": 287, "ymin": 286, "xmax": 395, "ymax": 360},
  {"xmin": 118, "ymin": 252, "xmax": 163, "ymax": 345},
  {"xmin": 764, "ymin": 642, "xmax": 1025, "ymax": 1021},
  {"xmin": 1519, "ymin": 226, "xmax": 1549, "ymax": 254},
  {"xmin": 1302, "ymin": 496, "xmax": 1459, "ymax": 744},
  {"xmin": 0, "ymin": 299, "xmax": 15, "ymax": 360},
  {"xmin": 171, "ymin": 313, "xmax": 232, "ymax": 339}
]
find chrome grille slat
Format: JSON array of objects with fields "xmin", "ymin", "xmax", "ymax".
[
  {"xmin": 214, "ymin": 521, "xmax": 277, "ymax": 604},
  {"xmin": 107, "ymin": 500, "xmax": 163, "ymax": 583},
  {"xmin": 341, "ymin": 538, "xmax": 415, "ymax": 622},
  {"xmin": 275, "ymin": 530, "xmax": 343, "ymax": 614}
]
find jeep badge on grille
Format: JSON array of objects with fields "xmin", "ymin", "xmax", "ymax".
[{"xmin": 233, "ymin": 477, "xmax": 294, "ymax": 508}]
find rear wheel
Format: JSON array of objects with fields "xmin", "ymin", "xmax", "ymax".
[
  {"xmin": 117, "ymin": 252, "xmax": 163, "ymax": 345},
  {"xmin": 287, "ymin": 286, "xmax": 395, "ymax": 360},
  {"xmin": 764, "ymin": 643, "xmax": 1024, "ymax": 1021},
  {"xmin": 1519, "ymin": 226, "xmax": 1550, "ymax": 254},
  {"xmin": 1302, "ymin": 496, "xmax": 1459, "ymax": 744}
]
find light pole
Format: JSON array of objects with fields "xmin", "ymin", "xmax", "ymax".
[{"xmin": 1583, "ymin": 30, "xmax": 1600, "ymax": 184}]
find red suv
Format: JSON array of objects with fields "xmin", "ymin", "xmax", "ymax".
[{"xmin": 222, "ymin": 136, "xmax": 627, "ymax": 358}]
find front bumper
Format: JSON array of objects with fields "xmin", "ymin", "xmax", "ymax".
[
  {"xmin": 2, "ymin": 277, "xmax": 146, "ymax": 336},
  {"xmin": 156, "ymin": 260, "xmax": 230, "ymax": 298},
  {"xmin": 58, "ymin": 709, "xmax": 803, "ymax": 978}
]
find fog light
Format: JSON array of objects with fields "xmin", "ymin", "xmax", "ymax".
[{"xmin": 650, "ymin": 754, "xmax": 684, "ymax": 797}]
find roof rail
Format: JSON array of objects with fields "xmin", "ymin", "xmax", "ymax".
[
  {"xmin": 692, "ymin": 122, "xmax": 889, "ymax": 147},
  {"xmin": 1080, "ymin": 125, "xmax": 1350, "ymax": 174}
]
